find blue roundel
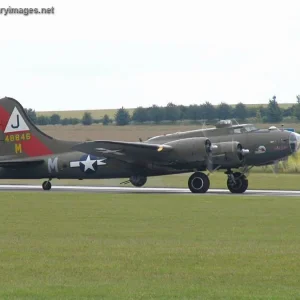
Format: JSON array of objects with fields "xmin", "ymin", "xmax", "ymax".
[{"xmin": 79, "ymin": 154, "xmax": 99, "ymax": 173}]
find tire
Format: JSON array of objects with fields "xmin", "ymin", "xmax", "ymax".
[
  {"xmin": 188, "ymin": 172, "xmax": 210, "ymax": 193},
  {"xmin": 42, "ymin": 181, "xmax": 52, "ymax": 191},
  {"xmin": 227, "ymin": 172, "xmax": 248, "ymax": 193},
  {"xmin": 129, "ymin": 175, "xmax": 147, "ymax": 187}
]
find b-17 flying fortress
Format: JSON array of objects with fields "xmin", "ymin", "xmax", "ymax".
[{"xmin": 0, "ymin": 97, "xmax": 299, "ymax": 194}]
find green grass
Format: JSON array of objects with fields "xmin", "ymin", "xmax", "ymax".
[
  {"xmin": 2, "ymin": 171, "xmax": 300, "ymax": 190},
  {"xmin": 1, "ymin": 192, "xmax": 300, "ymax": 299}
]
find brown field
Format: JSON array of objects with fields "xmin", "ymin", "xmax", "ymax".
[
  {"xmin": 36, "ymin": 108, "xmax": 135, "ymax": 119},
  {"xmin": 39, "ymin": 122, "xmax": 300, "ymax": 142},
  {"xmin": 39, "ymin": 124, "xmax": 203, "ymax": 141},
  {"xmin": 36, "ymin": 103, "xmax": 295, "ymax": 119}
]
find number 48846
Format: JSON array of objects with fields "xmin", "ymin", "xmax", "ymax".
[{"xmin": 5, "ymin": 133, "xmax": 31, "ymax": 142}]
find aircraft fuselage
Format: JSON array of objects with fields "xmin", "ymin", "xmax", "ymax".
[{"xmin": 0, "ymin": 125, "xmax": 295, "ymax": 180}]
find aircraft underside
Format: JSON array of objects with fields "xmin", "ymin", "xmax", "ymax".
[
  {"xmin": 0, "ymin": 163, "xmax": 251, "ymax": 194},
  {"xmin": 40, "ymin": 168, "xmax": 249, "ymax": 193}
]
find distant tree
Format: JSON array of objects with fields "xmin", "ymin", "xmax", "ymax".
[
  {"xmin": 81, "ymin": 112, "xmax": 93, "ymax": 125},
  {"xmin": 132, "ymin": 107, "xmax": 149, "ymax": 123},
  {"xmin": 178, "ymin": 105, "xmax": 188, "ymax": 120},
  {"xmin": 256, "ymin": 109, "xmax": 262, "ymax": 123},
  {"xmin": 36, "ymin": 115, "xmax": 50, "ymax": 125},
  {"xmin": 24, "ymin": 108, "xmax": 37, "ymax": 124},
  {"xmin": 115, "ymin": 107, "xmax": 131, "ymax": 126},
  {"xmin": 50, "ymin": 113, "xmax": 61, "ymax": 125},
  {"xmin": 200, "ymin": 102, "xmax": 216, "ymax": 121},
  {"xmin": 294, "ymin": 104, "xmax": 300, "ymax": 121},
  {"xmin": 70, "ymin": 118, "xmax": 80, "ymax": 125},
  {"xmin": 164, "ymin": 102, "xmax": 181, "ymax": 122},
  {"xmin": 297, "ymin": 95, "xmax": 300, "ymax": 104},
  {"xmin": 217, "ymin": 102, "xmax": 232, "ymax": 120},
  {"xmin": 282, "ymin": 106, "xmax": 294, "ymax": 117},
  {"xmin": 187, "ymin": 105, "xmax": 202, "ymax": 121},
  {"xmin": 257, "ymin": 105, "xmax": 268, "ymax": 119},
  {"xmin": 266, "ymin": 96, "xmax": 283, "ymax": 123},
  {"xmin": 148, "ymin": 105, "xmax": 164, "ymax": 123},
  {"xmin": 247, "ymin": 106, "xmax": 258, "ymax": 118},
  {"xmin": 102, "ymin": 114, "xmax": 111, "ymax": 125},
  {"xmin": 234, "ymin": 102, "xmax": 248, "ymax": 121},
  {"xmin": 61, "ymin": 118, "xmax": 70, "ymax": 126}
]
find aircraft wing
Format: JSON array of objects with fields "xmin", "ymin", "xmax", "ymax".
[
  {"xmin": 0, "ymin": 157, "xmax": 45, "ymax": 168},
  {"xmin": 72, "ymin": 140, "xmax": 173, "ymax": 163}
]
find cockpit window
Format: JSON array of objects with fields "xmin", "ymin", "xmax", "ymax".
[
  {"xmin": 233, "ymin": 128, "xmax": 242, "ymax": 134},
  {"xmin": 244, "ymin": 125, "xmax": 258, "ymax": 132}
]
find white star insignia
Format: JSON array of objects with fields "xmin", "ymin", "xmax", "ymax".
[
  {"xmin": 70, "ymin": 155, "xmax": 107, "ymax": 171},
  {"xmin": 80, "ymin": 155, "xmax": 97, "ymax": 172}
]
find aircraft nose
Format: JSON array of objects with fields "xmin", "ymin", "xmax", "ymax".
[{"xmin": 289, "ymin": 132, "xmax": 300, "ymax": 153}]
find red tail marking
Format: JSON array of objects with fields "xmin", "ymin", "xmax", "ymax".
[
  {"xmin": 0, "ymin": 106, "xmax": 10, "ymax": 131},
  {"xmin": 22, "ymin": 135, "xmax": 53, "ymax": 156},
  {"xmin": 0, "ymin": 105, "xmax": 53, "ymax": 157}
]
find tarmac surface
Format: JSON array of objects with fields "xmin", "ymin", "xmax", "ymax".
[{"xmin": 0, "ymin": 184, "xmax": 300, "ymax": 196}]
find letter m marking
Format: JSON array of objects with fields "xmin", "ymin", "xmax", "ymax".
[{"xmin": 48, "ymin": 157, "xmax": 58, "ymax": 173}]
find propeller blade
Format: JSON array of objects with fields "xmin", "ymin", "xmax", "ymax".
[
  {"xmin": 202, "ymin": 120, "xmax": 214, "ymax": 172},
  {"xmin": 272, "ymin": 160, "xmax": 280, "ymax": 174}
]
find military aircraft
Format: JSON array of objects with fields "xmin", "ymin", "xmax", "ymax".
[{"xmin": 0, "ymin": 96, "xmax": 299, "ymax": 194}]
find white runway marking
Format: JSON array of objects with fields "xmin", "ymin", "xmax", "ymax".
[{"xmin": 0, "ymin": 184, "xmax": 300, "ymax": 196}]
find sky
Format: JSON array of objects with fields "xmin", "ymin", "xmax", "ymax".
[{"xmin": 0, "ymin": 0, "xmax": 299, "ymax": 111}]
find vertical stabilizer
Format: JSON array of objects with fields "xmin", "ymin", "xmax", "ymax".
[{"xmin": 0, "ymin": 97, "xmax": 75, "ymax": 158}]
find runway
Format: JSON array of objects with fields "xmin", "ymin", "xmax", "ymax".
[{"xmin": 0, "ymin": 184, "xmax": 300, "ymax": 196}]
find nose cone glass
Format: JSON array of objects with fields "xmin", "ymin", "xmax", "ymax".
[{"xmin": 289, "ymin": 132, "xmax": 300, "ymax": 153}]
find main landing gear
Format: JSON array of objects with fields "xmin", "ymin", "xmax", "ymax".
[
  {"xmin": 187, "ymin": 169, "xmax": 249, "ymax": 194},
  {"xmin": 188, "ymin": 172, "xmax": 210, "ymax": 193},
  {"xmin": 42, "ymin": 179, "xmax": 52, "ymax": 191},
  {"xmin": 120, "ymin": 175, "xmax": 147, "ymax": 187},
  {"xmin": 225, "ymin": 170, "xmax": 248, "ymax": 193}
]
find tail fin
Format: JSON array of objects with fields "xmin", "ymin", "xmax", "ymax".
[{"xmin": 0, "ymin": 97, "xmax": 72, "ymax": 158}]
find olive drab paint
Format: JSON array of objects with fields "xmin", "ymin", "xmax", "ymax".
[{"xmin": 0, "ymin": 97, "xmax": 299, "ymax": 194}]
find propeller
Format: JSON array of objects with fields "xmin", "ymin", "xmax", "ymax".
[
  {"xmin": 272, "ymin": 160, "xmax": 280, "ymax": 175},
  {"xmin": 201, "ymin": 120, "xmax": 219, "ymax": 173},
  {"xmin": 204, "ymin": 138, "xmax": 218, "ymax": 172},
  {"xmin": 237, "ymin": 143, "xmax": 250, "ymax": 161},
  {"xmin": 201, "ymin": 119, "xmax": 251, "ymax": 173}
]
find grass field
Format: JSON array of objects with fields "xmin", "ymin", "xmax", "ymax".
[{"xmin": 1, "ymin": 192, "xmax": 300, "ymax": 299}]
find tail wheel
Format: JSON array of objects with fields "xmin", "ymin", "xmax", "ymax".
[
  {"xmin": 188, "ymin": 172, "xmax": 210, "ymax": 193},
  {"xmin": 42, "ymin": 181, "xmax": 52, "ymax": 191},
  {"xmin": 227, "ymin": 172, "xmax": 248, "ymax": 193}
]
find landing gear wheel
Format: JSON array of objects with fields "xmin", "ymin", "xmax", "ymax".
[
  {"xmin": 42, "ymin": 181, "xmax": 52, "ymax": 191},
  {"xmin": 188, "ymin": 172, "xmax": 210, "ymax": 193},
  {"xmin": 227, "ymin": 172, "xmax": 248, "ymax": 193},
  {"xmin": 129, "ymin": 175, "xmax": 147, "ymax": 187}
]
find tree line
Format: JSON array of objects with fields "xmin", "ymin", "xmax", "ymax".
[{"xmin": 25, "ymin": 95, "xmax": 300, "ymax": 126}]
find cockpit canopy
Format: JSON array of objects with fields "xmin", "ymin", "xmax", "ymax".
[
  {"xmin": 215, "ymin": 120, "xmax": 258, "ymax": 133},
  {"xmin": 243, "ymin": 125, "xmax": 258, "ymax": 132},
  {"xmin": 215, "ymin": 119, "xmax": 234, "ymax": 128}
]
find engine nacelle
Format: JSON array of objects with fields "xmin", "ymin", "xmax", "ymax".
[
  {"xmin": 166, "ymin": 137, "xmax": 212, "ymax": 161},
  {"xmin": 211, "ymin": 141, "xmax": 249, "ymax": 166}
]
